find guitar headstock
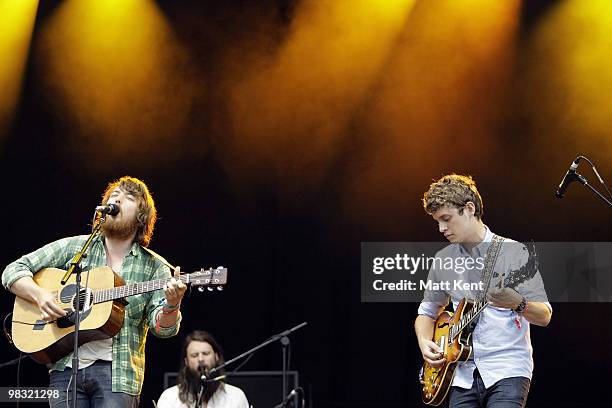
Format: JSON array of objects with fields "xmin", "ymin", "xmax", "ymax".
[{"xmin": 187, "ymin": 267, "xmax": 228, "ymax": 291}]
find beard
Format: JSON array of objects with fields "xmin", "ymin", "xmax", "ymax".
[
  {"xmin": 179, "ymin": 365, "xmax": 222, "ymax": 405},
  {"xmin": 101, "ymin": 214, "xmax": 138, "ymax": 241},
  {"xmin": 184, "ymin": 368, "xmax": 202, "ymax": 401}
]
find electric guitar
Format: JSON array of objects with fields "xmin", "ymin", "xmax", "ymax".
[
  {"xmin": 11, "ymin": 266, "xmax": 227, "ymax": 364},
  {"xmin": 420, "ymin": 244, "xmax": 539, "ymax": 406}
]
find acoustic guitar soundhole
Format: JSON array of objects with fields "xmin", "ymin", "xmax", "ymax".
[{"xmin": 56, "ymin": 285, "xmax": 93, "ymax": 328}]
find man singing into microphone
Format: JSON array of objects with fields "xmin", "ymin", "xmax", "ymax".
[
  {"xmin": 157, "ymin": 330, "xmax": 249, "ymax": 408},
  {"xmin": 415, "ymin": 174, "xmax": 552, "ymax": 407},
  {"xmin": 2, "ymin": 176, "xmax": 186, "ymax": 407}
]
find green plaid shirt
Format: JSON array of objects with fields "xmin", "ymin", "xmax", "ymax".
[{"xmin": 1, "ymin": 235, "xmax": 181, "ymax": 395}]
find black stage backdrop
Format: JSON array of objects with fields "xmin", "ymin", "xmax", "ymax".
[{"xmin": 0, "ymin": 1, "xmax": 611, "ymax": 407}]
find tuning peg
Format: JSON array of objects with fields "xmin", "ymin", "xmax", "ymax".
[
  {"xmin": 197, "ymin": 287, "xmax": 205, "ymax": 292},
  {"xmin": 207, "ymin": 287, "xmax": 214, "ymax": 292},
  {"xmin": 217, "ymin": 286, "xmax": 223, "ymax": 291}
]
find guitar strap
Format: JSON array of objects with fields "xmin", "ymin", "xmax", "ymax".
[
  {"xmin": 477, "ymin": 234, "xmax": 505, "ymax": 301},
  {"xmin": 465, "ymin": 234, "xmax": 505, "ymax": 336},
  {"xmin": 142, "ymin": 246, "xmax": 176, "ymax": 272}
]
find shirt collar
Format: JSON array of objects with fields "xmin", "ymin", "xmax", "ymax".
[
  {"xmin": 459, "ymin": 224, "xmax": 494, "ymax": 257},
  {"xmin": 97, "ymin": 234, "xmax": 141, "ymax": 257}
]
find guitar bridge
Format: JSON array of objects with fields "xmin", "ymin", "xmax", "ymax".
[{"xmin": 32, "ymin": 320, "xmax": 46, "ymax": 330}]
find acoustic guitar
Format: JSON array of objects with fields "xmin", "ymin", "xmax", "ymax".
[{"xmin": 11, "ymin": 266, "xmax": 227, "ymax": 364}]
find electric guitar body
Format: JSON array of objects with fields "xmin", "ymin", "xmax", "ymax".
[{"xmin": 421, "ymin": 298, "xmax": 474, "ymax": 406}]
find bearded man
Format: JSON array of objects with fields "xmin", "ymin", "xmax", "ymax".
[
  {"xmin": 157, "ymin": 330, "xmax": 249, "ymax": 408},
  {"xmin": 2, "ymin": 176, "xmax": 186, "ymax": 407}
]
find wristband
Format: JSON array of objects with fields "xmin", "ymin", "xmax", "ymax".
[
  {"xmin": 513, "ymin": 297, "xmax": 527, "ymax": 313},
  {"xmin": 163, "ymin": 300, "xmax": 180, "ymax": 310}
]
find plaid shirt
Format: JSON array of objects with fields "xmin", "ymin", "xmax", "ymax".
[{"xmin": 2, "ymin": 235, "xmax": 181, "ymax": 395}]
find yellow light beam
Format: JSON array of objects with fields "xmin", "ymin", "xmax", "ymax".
[
  {"xmin": 339, "ymin": 0, "xmax": 523, "ymax": 233},
  {"xmin": 225, "ymin": 0, "xmax": 417, "ymax": 189},
  {"xmin": 0, "ymin": 0, "xmax": 39, "ymax": 136},
  {"xmin": 523, "ymin": 0, "xmax": 612, "ymax": 162},
  {"xmin": 38, "ymin": 0, "xmax": 195, "ymax": 168}
]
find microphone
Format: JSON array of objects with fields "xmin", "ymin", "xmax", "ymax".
[
  {"xmin": 205, "ymin": 374, "xmax": 226, "ymax": 382},
  {"xmin": 274, "ymin": 389, "xmax": 298, "ymax": 408},
  {"xmin": 198, "ymin": 361, "xmax": 207, "ymax": 382},
  {"xmin": 555, "ymin": 157, "xmax": 581, "ymax": 198},
  {"xmin": 95, "ymin": 203, "xmax": 119, "ymax": 216}
]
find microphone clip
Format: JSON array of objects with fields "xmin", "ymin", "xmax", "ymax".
[{"xmin": 555, "ymin": 157, "xmax": 587, "ymax": 199}]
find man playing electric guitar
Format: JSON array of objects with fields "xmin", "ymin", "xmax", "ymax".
[
  {"xmin": 415, "ymin": 174, "xmax": 552, "ymax": 408},
  {"xmin": 2, "ymin": 176, "xmax": 187, "ymax": 407}
]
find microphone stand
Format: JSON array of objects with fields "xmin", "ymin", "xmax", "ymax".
[
  {"xmin": 196, "ymin": 363, "xmax": 209, "ymax": 408},
  {"xmin": 207, "ymin": 322, "xmax": 308, "ymax": 406},
  {"xmin": 196, "ymin": 382, "xmax": 205, "ymax": 408},
  {"xmin": 281, "ymin": 334, "xmax": 289, "ymax": 404},
  {"xmin": 572, "ymin": 172, "xmax": 612, "ymax": 207},
  {"xmin": 60, "ymin": 212, "xmax": 108, "ymax": 408}
]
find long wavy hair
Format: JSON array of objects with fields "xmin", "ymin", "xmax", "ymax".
[{"xmin": 177, "ymin": 331, "xmax": 226, "ymax": 405}]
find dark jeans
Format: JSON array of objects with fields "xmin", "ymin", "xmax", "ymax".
[
  {"xmin": 448, "ymin": 369, "xmax": 530, "ymax": 408},
  {"xmin": 48, "ymin": 361, "xmax": 139, "ymax": 408}
]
